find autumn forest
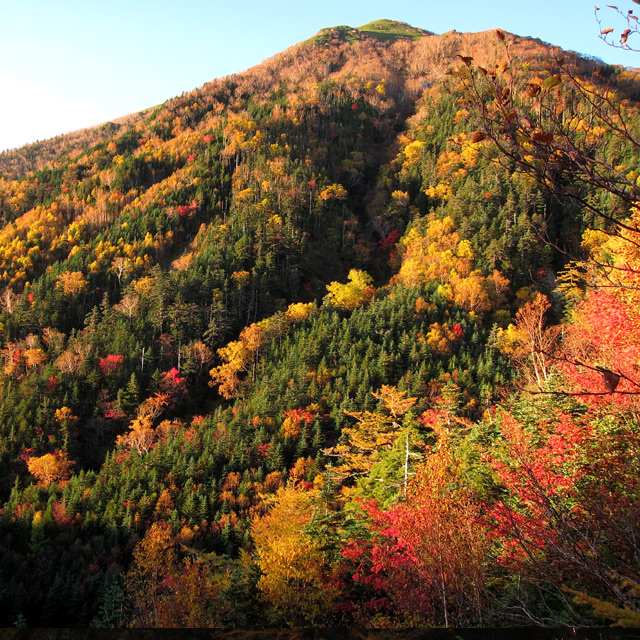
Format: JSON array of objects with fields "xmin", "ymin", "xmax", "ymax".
[{"xmin": 1, "ymin": 15, "xmax": 640, "ymax": 629}]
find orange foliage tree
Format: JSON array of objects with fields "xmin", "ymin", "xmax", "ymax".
[
  {"xmin": 56, "ymin": 270, "xmax": 88, "ymax": 296},
  {"xmin": 126, "ymin": 522, "xmax": 223, "ymax": 627},
  {"xmin": 494, "ymin": 293, "xmax": 561, "ymax": 390},
  {"xmin": 116, "ymin": 415, "xmax": 157, "ymax": 456},
  {"xmin": 27, "ymin": 450, "xmax": 74, "ymax": 485}
]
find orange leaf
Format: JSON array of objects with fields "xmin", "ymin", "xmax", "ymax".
[{"xmin": 531, "ymin": 131, "xmax": 555, "ymax": 144}]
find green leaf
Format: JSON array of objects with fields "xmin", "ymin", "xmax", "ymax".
[{"xmin": 543, "ymin": 75, "xmax": 562, "ymax": 89}]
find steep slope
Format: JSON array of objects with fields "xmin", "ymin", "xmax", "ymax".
[{"xmin": 0, "ymin": 20, "xmax": 639, "ymax": 626}]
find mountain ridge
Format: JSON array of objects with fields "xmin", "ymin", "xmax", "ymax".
[{"xmin": 0, "ymin": 20, "xmax": 612, "ymax": 179}]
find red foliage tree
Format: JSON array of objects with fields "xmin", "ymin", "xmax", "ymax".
[
  {"xmin": 561, "ymin": 289, "xmax": 640, "ymax": 406},
  {"xmin": 483, "ymin": 405, "xmax": 640, "ymax": 624},
  {"xmin": 99, "ymin": 354, "xmax": 124, "ymax": 375},
  {"xmin": 341, "ymin": 418, "xmax": 488, "ymax": 627}
]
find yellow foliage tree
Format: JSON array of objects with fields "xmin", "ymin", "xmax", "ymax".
[
  {"xmin": 284, "ymin": 301, "xmax": 318, "ymax": 323},
  {"xmin": 392, "ymin": 216, "xmax": 467, "ymax": 287},
  {"xmin": 426, "ymin": 322, "xmax": 456, "ymax": 355},
  {"xmin": 209, "ymin": 340, "xmax": 250, "ymax": 399},
  {"xmin": 125, "ymin": 521, "xmax": 223, "ymax": 628},
  {"xmin": 325, "ymin": 269, "xmax": 375, "ymax": 311},
  {"xmin": 55, "ymin": 406, "xmax": 77, "ymax": 425},
  {"xmin": 394, "ymin": 216, "xmax": 509, "ymax": 314},
  {"xmin": 230, "ymin": 270, "xmax": 251, "ymax": 289},
  {"xmin": 317, "ymin": 183, "xmax": 347, "ymax": 201},
  {"xmin": 209, "ymin": 323, "xmax": 264, "ymax": 398},
  {"xmin": 577, "ymin": 205, "xmax": 640, "ymax": 305},
  {"xmin": 23, "ymin": 348, "xmax": 46, "ymax": 371},
  {"xmin": 327, "ymin": 385, "xmax": 416, "ymax": 484},
  {"xmin": 251, "ymin": 486, "xmax": 338, "ymax": 625}
]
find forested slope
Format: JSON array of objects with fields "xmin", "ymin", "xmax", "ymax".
[{"xmin": 0, "ymin": 19, "xmax": 639, "ymax": 628}]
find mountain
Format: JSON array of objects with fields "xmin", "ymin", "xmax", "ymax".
[{"xmin": 0, "ymin": 19, "xmax": 639, "ymax": 628}]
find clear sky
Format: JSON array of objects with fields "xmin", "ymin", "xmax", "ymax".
[{"xmin": 1, "ymin": 0, "xmax": 638, "ymax": 152}]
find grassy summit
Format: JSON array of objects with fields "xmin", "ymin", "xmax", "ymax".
[
  {"xmin": 357, "ymin": 19, "xmax": 432, "ymax": 41},
  {"xmin": 307, "ymin": 19, "xmax": 431, "ymax": 46}
]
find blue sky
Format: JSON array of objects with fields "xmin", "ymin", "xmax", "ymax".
[{"xmin": 1, "ymin": 0, "xmax": 638, "ymax": 152}]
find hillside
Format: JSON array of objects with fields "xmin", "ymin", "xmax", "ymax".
[{"xmin": 0, "ymin": 19, "xmax": 640, "ymax": 628}]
